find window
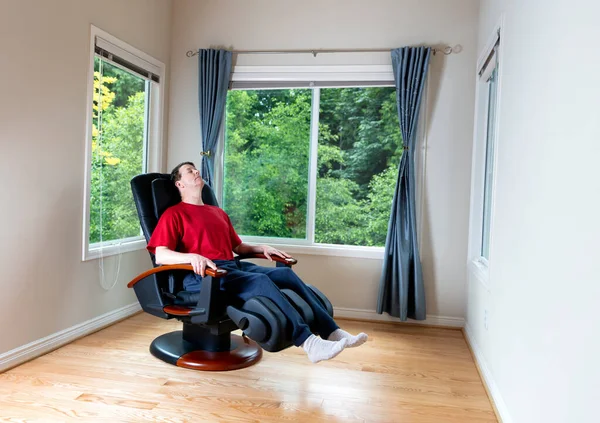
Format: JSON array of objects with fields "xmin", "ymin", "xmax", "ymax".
[
  {"xmin": 222, "ymin": 83, "xmax": 402, "ymax": 249},
  {"xmin": 468, "ymin": 27, "xmax": 501, "ymax": 281},
  {"xmin": 480, "ymin": 64, "xmax": 498, "ymax": 259},
  {"xmin": 82, "ymin": 26, "xmax": 164, "ymax": 260}
]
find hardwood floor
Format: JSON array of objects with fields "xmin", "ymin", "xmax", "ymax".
[{"xmin": 0, "ymin": 313, "xmax": 497, "ymax": 422}]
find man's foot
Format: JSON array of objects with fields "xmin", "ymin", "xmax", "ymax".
[
  {"xmin": 301, "ymin": 335, "xmax": 347, "ymax": 363},
  {"xmin": 327, "ymin": 328, "xmax": 368, "ymax": 348}
]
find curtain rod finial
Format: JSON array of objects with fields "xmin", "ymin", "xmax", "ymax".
[
  {"xmin": 452, "ymin": 44, "xmax": 463, "ymax": 54},
  {"xmin": 432, "ymin": 44, "xmax": 462, "ymax": 56}
]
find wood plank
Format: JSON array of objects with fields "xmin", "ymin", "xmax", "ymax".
[{"xmin": 0, "ymin": 313, "xmax": 497, "ymax": 422}]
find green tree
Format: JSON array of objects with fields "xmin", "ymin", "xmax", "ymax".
[
  {"xmin": 223, "ymin": 87, "xmax": 402, "ymax": 247},
  {"xmin": 315, "ymin": 87, "xmax": 401, "ymax": 246},
  {"xmin": 224, "ymin": 89, "xmax": 312, "ymax": 239},
  {"xmin": 89, "ymin": 58, "xmax": 146, "ymax": 244},
  {"xmin": 365, "ymin": 165, "xmax": 398, "ymax": 246},
  {"xmin": 319, "ymin": 88, "xmax": 402, "ymax": 193}
]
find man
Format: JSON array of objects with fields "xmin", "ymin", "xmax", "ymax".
[{"xmin": 147, "ymin": 162, "xmax": 367, "ymax": 363}]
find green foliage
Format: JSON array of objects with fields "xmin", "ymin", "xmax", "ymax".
[
  {"xmin": 224, "ymin": 87, "xmax": 403, "ymax": 247},
  {"xmin": 224, "ymin": 89, "xmax": 311, "ymax": 239},
  {"xmin": 315, "ymin": 177, "xmax": 369, "ymax": 245},
  {"xmin": 365, "ymin": 165, "xmax": 398, "ymax": 245},
  {"xmin": 89, "ymin": 58, "xmax": 146, "ymax": 244},
  {"xmin": 319, "ymin": 88, "xmax": 402, "ymax": 192},
  {"xmin": 87, "ymin": 66, "xmax": 404, "ymax": 248}
]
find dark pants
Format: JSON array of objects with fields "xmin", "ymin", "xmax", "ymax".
[{"xmin": 184, "ymin": 260, "xmax": 338, "ymax": 346}]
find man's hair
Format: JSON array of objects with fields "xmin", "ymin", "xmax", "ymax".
[{"xmin": 171, "ymin": 161, "xmax": 196, "ymax": 183}]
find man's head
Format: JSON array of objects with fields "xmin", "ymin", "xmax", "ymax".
[{"xmin": 171, "ymin": 161, "xmax": 204, "ymax": 195}]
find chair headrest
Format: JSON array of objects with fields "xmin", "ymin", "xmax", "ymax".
[
  {"xmin": 130, "ymin": 172, "xmax": 220, "ymax": 245},
  {"xmin": 131, "ymin": 173, "xmax": 170, "ymax": 244},
  {"xmin": 152, "ymin": 178, "xmax": 181, "ymax": 220}
]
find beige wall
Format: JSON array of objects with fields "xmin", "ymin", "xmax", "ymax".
[
  {"xmin": 0, "ymin": 0, "xmax": 172, "ymax": 355},
  {"xmin": 168, "ymin": 0, "xmax": 480, "ymax": 320},
  {"xmin": 466, "ymin": 0, "xmax": 600, "ymax": 422}
]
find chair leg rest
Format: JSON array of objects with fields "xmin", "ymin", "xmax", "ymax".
[{"xmin": 150, "ymin": 331, "xmax": 262, "ymax": 371}]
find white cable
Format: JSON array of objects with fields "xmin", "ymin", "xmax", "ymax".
[
  {"xmin": 96, "ymin": 58, "xmax": 122, "ymax": 291},
  {"xmin": 99, "ymin": 243, "xmax": 122, "ymax": 291}
]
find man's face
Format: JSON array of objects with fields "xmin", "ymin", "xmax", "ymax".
[{"xmin": 176, "ymin": 164, "xmax": 204, "ymax": 192}]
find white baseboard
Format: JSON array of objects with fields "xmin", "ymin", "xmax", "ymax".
[
  {"xmin": 0, "ymin": 303, "xmax": 141, "ymax": 373},
  {"xmin": 463, "ymin": 323, "xmax": 512, "ymax": 423},
  {"xmin": 333, "ymin": 307, "xmax": 465, "ymax": 328}
]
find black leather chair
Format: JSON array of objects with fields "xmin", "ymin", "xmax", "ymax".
[{"xmin": 127, "ymin": 173, "xmax": 334, "ymax": 371}]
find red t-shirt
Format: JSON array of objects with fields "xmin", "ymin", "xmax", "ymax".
[{"xmin": 147, "ymin": 202, "xmax": 242, "ymax": 260}]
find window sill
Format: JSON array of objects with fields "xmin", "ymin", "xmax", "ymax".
[
  {"xmin": 243, "ymin": 240, "xmax": 385, "ymax": 260},
  {"xmin": 83, "ymin": 237, "xmax": 146, "ymax": 261},
  {"xmin": 469, "ymin": 257, "xmax": 491, "ymax": 291}
]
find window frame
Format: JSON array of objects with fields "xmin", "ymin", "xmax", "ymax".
[
  {"xmin": 216, "ymin": 64, "xmax": 422, "ymax": 259},
  {"xmin": 81, "ymin": 25, "xmax": 165, "ymax": 261},
  {"xmin": 468, "ymin": 20, "xmax": 504, "ymax": 288}
]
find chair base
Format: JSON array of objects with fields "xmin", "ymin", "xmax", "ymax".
[{"xmin": 150, "ymin": 330, "xmax": 262, "ymax": 371}]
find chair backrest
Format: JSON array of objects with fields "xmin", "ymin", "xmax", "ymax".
[{"xmin": 130, "ymin": 173, "xmax": 219, "ymax": 266}]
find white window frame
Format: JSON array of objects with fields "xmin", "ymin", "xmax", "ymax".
[
  {"xmin": 81, "ymin": 25, "xmax": 165, "ymax": 261},
  {"xmin": 467, "ymin": 19, "xmax": 504, "ymax": 288},
  {"xmin": 216, "ymin": 63, "xmax": 425, "ymax": 260}
]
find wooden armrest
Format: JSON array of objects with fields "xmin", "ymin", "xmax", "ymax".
[
  {"xmin": 127, "ymin": 265, "xmax": 228, "ymax": 288},
  {"xmin": 162, "ymin": 305, "xmax": 206, "ymax": 317},
  {"xmin": 163, "ymin": 305, "xmax": 194, "ymax": 316},
  {"xmin": 236, "ymin": 254, "xmax": 298, "ymax": 266}
]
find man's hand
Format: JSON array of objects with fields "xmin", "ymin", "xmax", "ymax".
[
  {"xmin": 154, "ymin": 247, "xmax": 218, "ymax": 276},
  {"xmin": 260, "ymin": 245, "xmax": 291, "ymax": 261},
  {"xmin": 188, "ymin": 254, "xmax": 217, "ymax": 277}
]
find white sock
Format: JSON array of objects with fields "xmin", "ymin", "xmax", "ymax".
[
  {"xmin": 301, "ymin": 334, "xmax": 347, "ymax": 363},
  {"xmin": 327, "ymin": 328, "xmax": 368, "ymax": 348}
]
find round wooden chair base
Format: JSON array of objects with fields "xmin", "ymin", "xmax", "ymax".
[{"xmin": 150, "ymin": 331, "xmax": 262, "ymax": 371}]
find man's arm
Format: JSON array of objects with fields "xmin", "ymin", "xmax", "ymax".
[
  {"xmin": 233, "ymin": 243, "xmax": 291, "ymax": 261},
  {"xmin": 155, "ymin": 246, "xmax": 216, "ymax": 277}
]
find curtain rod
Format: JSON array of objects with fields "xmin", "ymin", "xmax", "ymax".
[{"xmin": 185, "ymin": 45, "xmax": 462, "ymax": 58}]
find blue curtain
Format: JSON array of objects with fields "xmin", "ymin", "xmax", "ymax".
[
  {"xmin": 377, "ymin": 47, "xmax": 431, "ymax": 320},
  {"xmin": 198, "ymin": 49, "xmax": 232, "ymax": 187}
]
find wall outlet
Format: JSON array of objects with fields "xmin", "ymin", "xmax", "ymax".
[{"xmin": 484, "ymin": 309, "xmax": 489, "ymax": 330}]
